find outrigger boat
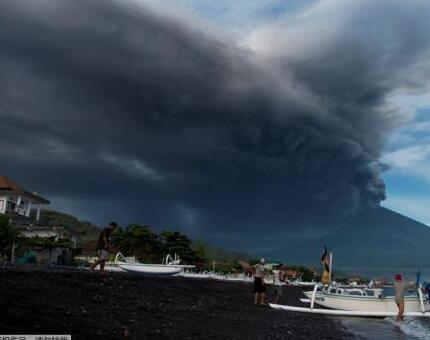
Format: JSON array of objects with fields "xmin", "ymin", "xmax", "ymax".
[
  {"xmin": 270, "ymin": 282, "xmax": 430, "ymax": 317},
  {"xmin": 270, "ymin": 248, "xmax": 430, "ymax": 317},
  {"xmin": 114, "ymin": 252, "xmax": 194, "ymax": 276}
]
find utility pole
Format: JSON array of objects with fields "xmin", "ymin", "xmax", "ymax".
[{"xmin": 11, "ymin": 242, "xmax": 16, "ymax": 263}]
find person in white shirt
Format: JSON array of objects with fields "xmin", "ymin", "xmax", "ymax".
[{"xmin": 272, "ymin": 264, "xmax": 284, "ymax": 304}]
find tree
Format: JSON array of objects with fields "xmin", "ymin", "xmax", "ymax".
[
  {"xmin": 159, "ymin": 230, "xmax": 203, "ymax": 265},
  {"xmin": 115, "ymin": 224, "xmax": 161, "ymax": 262},
  {"xmin": 0, "ymin": 215, "xmax": 19, "ymax": 261},
  {"xmin": 193, "ymin": 240, "xmax": 208, "ymax": 262}
]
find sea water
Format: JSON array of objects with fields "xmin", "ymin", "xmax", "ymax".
[
  {"xmin": 336, "ymin": 287, "xmax": 430, "ymax": 339},
  {"xmin": 340, "ymin": 317, "xmax": 430, "ymax": 339}
]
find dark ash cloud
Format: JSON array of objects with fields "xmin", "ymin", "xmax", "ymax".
[{"xmin": 1, "ymin": 0, "xmax": 429, "ymax": 252}]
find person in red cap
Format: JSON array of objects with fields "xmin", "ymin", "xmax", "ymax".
[{"xmin": 394, "ymin": 274, "xmax": 406, "ymax": 321}]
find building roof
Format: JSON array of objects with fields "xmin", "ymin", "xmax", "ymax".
[
  {"xmin": 0, "ymin": 175, "xmax": 23, "ymax": 191},
  {"xmin": 0, "ymin": 175, "xmax": 50, "ymax": 204}
]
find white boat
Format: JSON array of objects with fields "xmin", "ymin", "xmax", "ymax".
[
  {"xmin": 103, "ymin": 262, "xmax": 125, "ymax": 272},
  {"xmin": 114, "ymin": 252, "xmax": 193, "ymax": 276},
  {"xmin": 269, "ymin": 250, "xmax": 430, "ymax": 317},
  {"xmin": 289, "ymin": 278, "xmax": 317, "ymax": 286},
  {"xmin": 270, "ymin": 282, "xmax": 430, "ymax": 317},
  {"xmin": 303, "ymin": 284, "xmax": 430, "ymax": 313},
  {"xmin": 117, "ymin": 262, "xmax": 182, "ymax": 275},
  {"xmin": 181, "ymin": 271, "xmax": 213, "ymax": 279}
]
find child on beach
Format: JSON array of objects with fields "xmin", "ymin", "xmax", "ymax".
[{"xmin": 90, "ymin": 222, "xmax": 117, "ymax": 275}]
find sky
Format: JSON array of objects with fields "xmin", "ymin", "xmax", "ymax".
[{"xmin": 1, "ymin": 0, "xmax": 430, "ymax": 253}]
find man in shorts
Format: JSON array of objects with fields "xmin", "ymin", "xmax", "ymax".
[
  {"xmin": 253, "ymin": 258, "xmax": 267, "ymax": 305},
  {"xmin": 90, "ymin": 222, "xmax": 117, "ymax": 275}
]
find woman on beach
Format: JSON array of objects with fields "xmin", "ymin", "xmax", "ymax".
[{"xmin": 253, "ymin": 258, "xmax": 267, "ymax": 305}]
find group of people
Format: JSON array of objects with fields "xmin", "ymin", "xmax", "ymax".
[{"xmin": 253, "ymin": 258, "xmax": 284, "ymax": 306}]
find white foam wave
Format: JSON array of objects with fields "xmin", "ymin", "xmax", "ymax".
[{"xmin": 386, "ymin": 317, "xmax": 430, "ymax": 339}]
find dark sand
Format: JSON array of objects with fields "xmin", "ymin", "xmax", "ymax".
[{"xmin": 0, "ymin": 267, "xmax": 355, "ymax": 339}]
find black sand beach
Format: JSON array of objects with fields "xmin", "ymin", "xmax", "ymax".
[{"xmin": 0, "ymin": 267, "xmax": 355, "ymax": 339}]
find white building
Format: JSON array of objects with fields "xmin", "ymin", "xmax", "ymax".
[
  {"xmin": 0, "ymin": 175, "xmax": 67, "ymax": 238},
  {"xmin": 0, "ymin": 175, "xmax": 74, "ymax": 264},
  {"xmin": 0, "ymin": 175, "xmax": 49, "ymax": 221}
]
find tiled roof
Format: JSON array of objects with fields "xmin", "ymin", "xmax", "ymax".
[
  {"xmin": 0, "ymin": 175, "xmax": 50, "ymax": 204},
  {"xmin": 0, "ymin": 175, "xmax": 23, "ymax": 191}
]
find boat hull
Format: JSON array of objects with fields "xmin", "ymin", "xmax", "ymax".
[
  {"xmin": 270, "ymin": 303, "xmax": 430, "ymax": 317},
  {"xmin": 290, "ymin": 281, "xmax": 317, "ymax": 286},
  {"xmin": 303, "ymin": 291, "xmax": 430, "ymax": 313},
  {"xmin": 116, "ymin": 262, "xmax": 182, "ymax": 276}
]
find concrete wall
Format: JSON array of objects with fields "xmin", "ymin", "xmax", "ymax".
[{"xmin": 0, "ymin": 196, "xmax": 5, "ymax": 214}]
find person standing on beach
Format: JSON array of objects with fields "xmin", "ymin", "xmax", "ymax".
[
  {"xmin": 90, "ymin": 222, "xmax": 117, "ymax": 275},
  {"xmin": 272, "ymin": 264, "xmax": 284, "ymax": 304},
  {"xmin": 253, "ymin": 258, "xmax": 267, "ymax": 305}
]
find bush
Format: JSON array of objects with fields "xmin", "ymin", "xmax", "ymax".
[{"xmin": 0, "ymin": 215, "xmax": 19, "ymax": 260}]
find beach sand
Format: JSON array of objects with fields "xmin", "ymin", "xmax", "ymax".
[{"xmin": 0, "ymin": 267, "xmax": 354, "ymax": 339}]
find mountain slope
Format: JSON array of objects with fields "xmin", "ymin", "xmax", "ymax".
[{"xmin": 266, "ymin": 207, "xmax": 430, "ymax": 269}]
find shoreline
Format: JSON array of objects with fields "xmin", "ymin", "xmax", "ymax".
[{"xmin": 1, "ymin": 266, "xmax": 354, "ymax": 339}]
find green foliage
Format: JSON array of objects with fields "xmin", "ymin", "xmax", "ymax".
[
  {"xmin": 114, "ymin": 224, "xmax": 160, "ymax": 262},
  {"xmin": 287, "ymin": 265, "xmax": 315, "ymax": 281},
  {"xmin": 39, "ymin": 210, "xmax": 99, "ymax": 246},
  {"xmin": 108, "ymin": 225, "xmax": 205, "ymax": 265},
  {"xmin": 0, "ymin": 215, "xmax": 19, "ymax": 259},
  {"xmin": 213, "ymin": 260, "xmax": 244, "ymax": 274},
  {"xmin": 35, "ymin": 210, "xmax": 252, "ymax": 268},
  {"xmin": 192, "ymin": 240, "xmax": 208, "ymax": 263},
  {"xmin": 159, "ymin": 231, "xmax": 203, "ymax": 265},
  {"xmin": 22, "ymin": 236, "xmax": 72, "ymax": 249}
]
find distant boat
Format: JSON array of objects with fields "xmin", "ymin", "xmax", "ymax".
[
  {"xmin": 114, "ymin": 252, "xmax": 194, "ymax": 276},
  {"xmin": 181, "ymin": 271, "xmax": 213, "ymax": 279},
  {"xmin": 289, "ymin": 276, "xmax": 317, "ymax": 286}
]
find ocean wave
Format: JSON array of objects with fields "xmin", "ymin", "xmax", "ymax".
[{"xmin": 386, "ymin": 317, "xmax": 430, "ymax": 339}]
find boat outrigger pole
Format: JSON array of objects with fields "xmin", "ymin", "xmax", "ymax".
[
  {"xmin": 310, "ymin": 283, "xmax": 320, "ymax": 310},
  {"xmin": 419, "ymin": 283, "xmax": 426, "ymax": 313}
]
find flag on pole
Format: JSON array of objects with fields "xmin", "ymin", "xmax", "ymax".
[{"xmin": 321, "ymin": 245, "xmax": 330, "ymax": 284}]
